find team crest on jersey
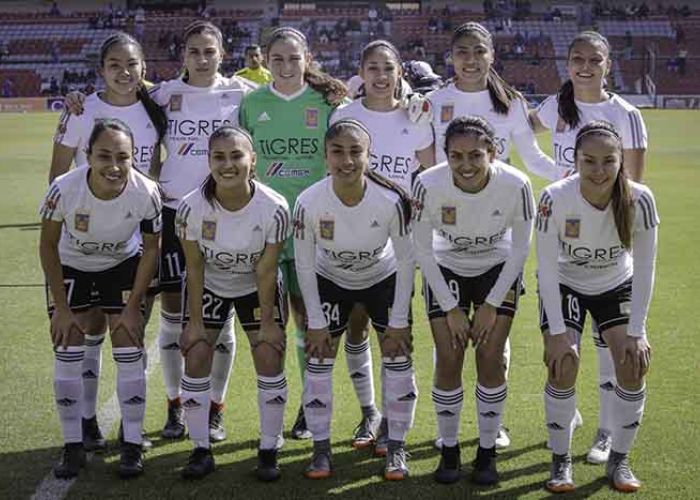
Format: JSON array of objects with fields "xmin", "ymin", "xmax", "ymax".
[
  {"xmin": 441, "ymin": 206, "xmax": 456, "ymax": 225},
  {"xmin": 202, "ymin": 220, "xmax": 217, "ymax": 241},
  {"xmin": 565, "ymin": 217, "xmax": 580, "ymax": 238},
  {"xmin": 440, "ymin": 105, "xmax": 454, "ymax": 123},
  {"xmin": 319, "ymin": 217, "xmax": 334, "ymax": 240},
  {"xmin": 170, "ymin": 94, "xmax": 183, "ymax": 112},
  {"xmin": 74, "ymin": 212, "xmax": 90, "ymax": 232},
  {"xmin": 305, "ymin": 108, "xmax": 319, "ymax": 129}
]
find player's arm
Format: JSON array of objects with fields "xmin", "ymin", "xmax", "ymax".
[
  {"xmin": 49, "ymin": 143, "xmax": 77, "ymax": 183},
  {"xmin": 292, "ymin": 200, "xmax": 325, "ymax": 330},
  {"xmin": 255, "ymin": 241, "xmax": 285, "ymax": 352},
  {"xmin": 387, "ymin": 203, "xmax": 414, "ymax": 329},
  {"xmin": 623, "ymin": 149, "xmax": 645, "ymax": 182},
  {"xmin": 621, "ymin": 108, "xmax": 648, "ymax": 182},
  {"xmin": 416, "ymin": 143, "xmax": 436, "ymax": 170},
  {"xmin": 512, "ymin": 101, "xmax": 560, "ymax": 182},
  {"xmin": 528, "ymin": 108, "xmax": 549, "ymax": 134},
  {"xmin": 39, "ymin": 218, "xmax": 69, "ymax": 317}
]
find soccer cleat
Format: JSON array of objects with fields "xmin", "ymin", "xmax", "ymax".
[
  {"xmin": 304, "ymin": 449, "xmax": 332, "ymax": 479},
  {"xmin": 352, "ymin": 413, "xmax": 382, "ymax": 450},
  {"xmin": 82, "ymin": 416, "xmax": 106, "ymax": 452},
  {"xmin": 256, "ymin": 448, "xmax": 281, "ymax": 482},
  {"xmin": 433, "ymin": 443, "xmax": 461, "ymax": 484},
  {"xmin": 291, "ymin": 405, "xmax": 312, "ymax": 440},
  {"xmin": 119, "ymin": 442, "xmax": 144, "ymax": 479},
  {"xmin": 53, "ymin": 443, "xmax": 86, "ymax": 479},
  {"xmin": 471, "ymin": 446, "xmax": 499, "ymax": 485},
  {"xmin": 182, "ymin": 447, "xmax": 215, "ymax": 479},
  {"xmin": 586, "ymin": 429, "xmax": 612, "ymax": 465},
  {"xmin": 209, "ymin": 404, "xmax": 227, "ymax": 442},
  {"xmin": 373, "ymin": 418, "xmax": 389, "ymax": 457},
  {"xmin": 607, "ymin": 451, "xmax": 641, "ymax": 493},
  {"xmin": 495, "ymin": 425, "xmax": 511, "ymax": 449},
  {"xmin": 546, "ymin": 453, "xmax": 575, "ymax": 493},
  {"xmin": 162, "ymin": 399, "xmax": 186, "ymax": 439},
  {"xmin": 384, "ymin": 443, "xmax": 409, "ymax": 481}
]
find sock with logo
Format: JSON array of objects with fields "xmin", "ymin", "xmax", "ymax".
[
  {"xmin": 181, "ymin": 375, "xmax": 211, "ymax": 449},
  {"xmin": 476, "ymin": 383, "xmax": 507, "ymax": 448},
  {"xmin": 257, "ymin": 374, "xmax": 288, "ymax": 450},
  {"xmin": 344, "ymin": 339, "xmax": 376, "ymax": 411},
  {"xmin": 594, "ymin": 328, "xmax": 617, "ymax": 433},
  {"xmin": 54, "ymin": 347, "xmax": 85, "ymax": 443},
  {"xmin": 303, "ymin": 358, "xmax": 334, "ymax": 441},
  {"xmin": 158, "ymin": 311, "xmax": 183, "ymax": 401},
  {"xmin": 383, "ymin": 356, "xmax": 417, "ymax": 442},
  {"xmin": 432, "ymin": 386, "xmax": 463, "ymax": 447},
  {"xmin": 113, "ymin": 347, "xmax": 146, "ymax": 445},
  {"xmin": 544, "ymin": 383, "xmax": 576, "ymax": 455},
  {"xmin": 81, "ymin": 333, "xmax": 105, "ymax": 419},
  {"xmin": 211, "ymin": 315, "xmax": 236, "ymax": 405},
  {"xmin": 612, "ymin": 385, "xmax": 646, "ymax": 454}
]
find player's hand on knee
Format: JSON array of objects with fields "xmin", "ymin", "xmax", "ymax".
[
  {"xmin": 113, "ymin": 304, "xmax": 144, "ymax": 348},
  {"xmin": 64, "ymin": 91, "xmax": 86, "ymax": 115},
  {"xmin": 381, "ymin": 326, "xmax": 412, "ymax": 360},
  {"xmin": 258, "ymin": 319, "xmax": 286, "ymax": 354},
  {"xmin": 51, "ymin": 307, "xmax": 84, "ymax": 349},
  {"xmin": 471, "ymin": 303, "xmax": 497, "ymax": 349},
  {"xmin": 180, "ymin": 320, "xmax": 208, "ymax": 356},
  {"xmin": 446, "ymin": 307, "xmax": 469, "ymax": 350},
  {"xmin": 621, "ymin": 335, "xmax": 651, "ymax": 380},
  {"xmin": 305, "ymin": 327, "xmax": 331, "ymax": 362},
  {"xmin": 547, "ymin": 331, "xmax": 579, "ymax": 384}
]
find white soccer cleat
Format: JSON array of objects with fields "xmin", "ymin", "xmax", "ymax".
[
  {"xmin": 586, "ymin": 428, "xmax": 612, "ymax": 464},
  {"xmin": 495, "ymin": 425, "xmax": 511, "ymax": 449}
]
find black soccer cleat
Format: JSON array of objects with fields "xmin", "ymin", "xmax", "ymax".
[
  {"xmin": 256, "ymin": 448, "xmax": 281, "ymax": 482},
  {"xmin": 434, "ymin": 443, "xmax": 461, "ymax": 484},
  {"xmin": 182, "ymin": 447, "xmax": 215, "ymax": 480},
  {"xmin": 53, "ymin": 442, "xmax": 86, "ymax": 479},
  {"xmin": 119, "ymin": 442, "xmax": 144, "ymax": 479},
  {"xmin": 471, "ymin": 445, "xmax": 499, "ymax": 485},
  {"xmin": 209, "ymin": 404, "xmax": 227, "ymax": 442},
  {"xmin": 82, "ymin": 416, "xmax": 106, "ymax": 452},
  {"xmin": 162, "ymin": 399, "xmax": 186, "ymax": 439}
]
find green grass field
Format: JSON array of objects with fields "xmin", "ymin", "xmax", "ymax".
[{"xmin": 0, "ymin": 110, "xmax": 698, "ymax": 499}]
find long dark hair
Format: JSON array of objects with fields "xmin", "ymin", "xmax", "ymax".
[
  {"xmin": 265, "ymin": 27, "xmax": 348, "ymax": 106},
  {"xmin": 443, "ymin": 115, "xmax": 497, "ymax": 155},
  {"xmin": 86, "ymin": 118, "xmax": 134, "ymax": 156},
  {"xmin": 574, "ymin": 120, "xmax": 633, "ymax": 248},
  {"xmin": 451, "ymin": 22, "xmax": 520, "ymax": 115},
  {"xmin": 558, "ymin": 31, "xmax": 611, "ymax": 128},
  {"xmin": 181, "ymin": 21, "xmax": 224, "ymax": 83},
  {"xmin": 201, "ymin": 125, "xmax": 255, "ymax": 207},
  {"xmin": 357, "ymin": 40, "xmax": 405, "ymax": 101},
  {"xmin": 99, "ymin": 32, "xmax": 168, "ymax": 143},
  {"xmin": 324, "ymin": 119, "xmax": 412, "ymax": 223}
]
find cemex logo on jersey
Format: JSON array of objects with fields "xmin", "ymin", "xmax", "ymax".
[
  {"xmin": 265, "ymin": 162, "xmax": 311, "ymax": 178},
  {"xmin": 177, "ymin": 142, "xmax": 208, "ymax": 157}
]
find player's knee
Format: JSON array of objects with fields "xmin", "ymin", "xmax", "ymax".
[
  {"xmin": 475, "ymin": 346, "xmax": 506, "ymax": 385},
  {"xmin": 185, "ymin": 341, "xmax": 212, "ymax": 377},
  {"xmin": 253, "ymin": 343, "xmax": 283, "ymax": 376},
  {"xmin": 435, "ymin": 355, "xmax": 463, "ymax": 389}
]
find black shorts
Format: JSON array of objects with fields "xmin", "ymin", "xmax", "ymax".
[
  {"xmin": 539, "ymin": 279, "xmax": 632, "ymax": 335},
  {"xmin": 46, "ymin": 255, "xmax": 141, "ymax": 316},
  {"xmin": 159, "ymin": 206, "xmax": 185, "ymax": 292},
  {"xmin": 315, "ymin": 273, "xmax": 409, "ymax": 337},
  {"xmin": 182, "ymin": 282, "xmax": 287, "ymax": 331},
  {"xmin": 423, "ymin": 263, "xmax": 524, "ymax": 320}
]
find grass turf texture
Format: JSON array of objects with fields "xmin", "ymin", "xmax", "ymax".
[{"xmin": 0, "ymin": 110, "xmax": 697, "ymax": 499}]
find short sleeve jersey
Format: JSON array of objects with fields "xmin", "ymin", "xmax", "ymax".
[
  {"xmin": 413, "ymin": 161, "xmax": 535, "ymax": 276},
  {"xmin": 176, "ymin": 181, "xmax": 290, "ymax": 298},
  {"xmin": 536, "ymin": 93, "xmax": 648, "ymax": 171},
  {"xmin": 54, "ymin": 92, "xmax": 158, "ymax": 174},
  {"xmin": 39, "ymin": 165, "xmax": 162, "ymax": 272},
  {"xmin": 293, "ymin": 177, "xmax": 409, "ymax": 290},
  {"xmin": 330, "ymin": 100, "xmax": 433, "ymax": 192},
  {"xmin": 151, "ymin": 74, "xmax": 254, "ymax": 208},
  {"xmin": 427, "ymin": 83, "xmax": 532, "ymax": 164},
  {"xmin": 535, "ymin": 175, "xmax": 659, "ymax": 294}
]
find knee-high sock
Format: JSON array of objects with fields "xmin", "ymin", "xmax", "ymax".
[
  {"xmin": 113, "ymin": 347, "xmax": 146, "ymax": 445},
  {"xmin": 383, "ymin": 356, "xmax": 417, "ymax": 443},
  {"xmin": 295, "ymin": 328, "xmax": 306, "ymax": 385},
  {"xmin": 612, "ymin": 385, "xmax": 646, "ymax": 454},
  {"xmin": 257, "ymin": 374, "xmax": 288, "ymax": 449},
  {"xmin": 345, "ymin": 339, "xmax": 376, "ymax": 410},
  {"xmin": 503, "ymin": 337, "xmax": 511, "ymax": 379},
  {"xmin": 432, "ymin": 386, "xmax": 463, "ymax": 447},
  {"xmin": 181, "ymin": 375, "xmax": 211, "ymax": 449},
  {"xmin": 303, "ymin": 358, "xmax": 334, "ymax": 441},
  {"xmin": 211, "ymin": 316, "xmax": 236, "ymax": 404},
  {"xmin": 476, "ymin": 383, "xmax": 507, "ymax": 448},
  {"xmin": 593, "ymin": 326, "xmax": 616, "ymax": 432},
  {"xmin": 158, "ymin": 311, "xmax": 183, "ymax": 401},
  {"xmin": 81, "ymin": 334, "xmax": 105, "ymax": 419},
  {"xmin": 55, "ymin": 347, "xmax": 85, "ymax": 443},
  {"xmin": 544, "ymin": 384, "xmax": 576, "ymax": 455}
]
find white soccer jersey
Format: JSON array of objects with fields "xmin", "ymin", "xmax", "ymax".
[
  {"xmin": 176, "ymin": 181, "xmax": 290, "ymax": 298},
  {"xmin": 536, "ymin": 175, "xmax": 659, "ymax": 336},
  {"xmin": 39, "ymin": 165, "xmax": 162, "ymax": 272},
  {"xmin": 536, "ymin": 93, "xmax": 648, "ymax": 171},
  {"xmin": 413, "ymin": 161, "xmax": 534, "ymax": 311},
  {"xmin": 331, "ymin": 99, "xmax": 433, "ymax": 191},
  {"xmin": 151, "ymin": 74, "xmax": 254, "ymax": 208},
  {"xmin": 54, "ymin": 92, "xmax": 159, "ymax": 174},
  {"xmin": 293, "ymin": 176, "xmax": 414, "ymax": 329},
  {"xmin": 427, "ymin": 83, "xmax": 559, "ymax": 180}
]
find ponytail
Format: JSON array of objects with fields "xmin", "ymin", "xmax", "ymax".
[
  {"xmin": 485, "ymin": 66, "xmax": 520, "ymax": 115},
  {"xmin": 136, "ymin": 85, "xmax": 168, "ymax": 144},
  {"xmin": 365, "ymin": 169, "xmax": 412, "ymax": 224},
  {"xmin": 557, "ymin": 79, "xmax": 579, "ymax": 128}
]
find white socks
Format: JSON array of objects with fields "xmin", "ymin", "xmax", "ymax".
[
  {"xmin": 612, "ymin": 385, "xmax": 646, "ymax": 454},
  {"xmin": 181, "ymin": 375, "xmax": 211, "ymax": 449},
  {"xmin": 257, "ymin": 374, "xmax": 288, "ymax": 449},
  {"xmin": 383, "ymin": 356, "xmax": 417, "ymax": 443},
  {"xmin": 544, "ymin": 383, "xmax": 576, "ymax": 455},
  {"xmin": 432, "ymin": 386, "xmax": 463, "ymax": 447},
  {"xmin": 113, "ymin": 347, "xmax": 146, "ymax": 445},
  {"xmin": 158, "ymin": 311, "xmax": 184, "ymax": 401},
  {"xmin": 81, "ymin": 333, "xmax": 105, "ymax": 419},
  {"xmin": 345, "ymin": 339, "xmax": 376, "ymax": 409},
  {"xmin": 54, "ymin": 347, "xmax": 85, "ymax": 443},
  {"xmin": 211, "ymin": 316, "xmax": 236, "ymax": 405},
  {"xmin": 476, "ymin": 383, "xmax": 507, "ymax": 449},
  {"xmin": 303, "ymin": 359, "xmax": 334, "ymax": 441},
  {"xmin": 594, "ymin": 331, "xmax": 616, "ymax": 433}
]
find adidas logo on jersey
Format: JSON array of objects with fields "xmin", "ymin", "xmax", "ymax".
[
  {"xmin": 257, "ymin": 111, "xmax": 271, "ymax": 122},
  {"xmin": 182, "ymin": 398, "xmax": 201, "ymax": 409},
  {"xmin": 398, "ymin": 392, "xmax": 417, "ymax": 402},
  {"xmin": 123, "ymin": 395, "xmax": 145, "ymax": 406},
  {"xmin": 305, "ymin": 398, "xmax": 327, "ymax": 409},
  {"xmin": 479, "ymin": 411, "xmax": 500, "ymax": 418},
  {"xmin": 266, "ymin": 396, "xmax": 287, "ymax": 405},
  {"xmin": 82, "ymin": 370, "xmax": 97, "ymax": 379}
]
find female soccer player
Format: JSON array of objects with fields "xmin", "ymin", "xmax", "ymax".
[
  {"xmin": 239, "ymin": 27, "xmax": 347, "ymax": 440},
  {"xmin": 536, "ymin": 121, "xmax": 657, "ymax": 493},
  {"xmin": 293, "ymin": 119, "xmax": 416, "ymax": 481},
  {"xmin": 330, "ymin": 39, "xmax": 434, "ymax": 453},
  {"xmin": 175, "ymin": 126, "xmax": 290, "ymax": 480},
  {"xmin": 530, "ymin": 31, "xmax": 649, "ymax": 464},
  {"xmin": 39, "ymin": 119, "xmax": 161, "ymax": 479},
  {"xmin": 51, "ymin": 33, "xmax": 167, "ymax": 451},
  {"xmin": 413, "ymin": 116, "xmax": 534, "ymax": 485}
]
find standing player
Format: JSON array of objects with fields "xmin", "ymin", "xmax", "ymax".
[
  {"xmin": 530, "ymin": 31, "xmax": 648, "ymax": 464},
  {"xmin": 235, "ymin": 45, "xmax": 273, "ymax": 85},
  {"xmin": 39, "ymin": 119, "xmax": 161, "ymax": 479},
  {"xmin": 537, "ymin": 121, "xmax": 657, "ymax": 493},
  {"xmin": 293, "ymin": 119, "xmax": 416, "ymax": 481},
  {"xmin": 330, "ymin": 39, "xmax": 433, "ymax": 453},
  {"xmin": 413, "ymin": 117, "xmax": 534, "ymax": 485},
  {"xmin": 427, "ymin": 21, "xmax": 562, "ymax": 450},
  {"xmin": 175, "ymin": 126, "xmax": 290, "ymax": 480},
  {"xmin": 50, "ymin": 33, "xmax": 167, "ymax": 452},
  {"xmin": 239, "ymin": 27, "xmax": 347, "ymax": 439}
]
